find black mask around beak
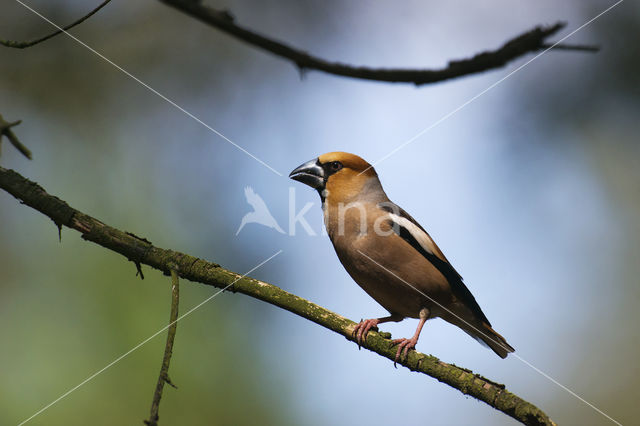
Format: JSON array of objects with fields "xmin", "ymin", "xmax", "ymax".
[{"xmin": 289, "ymin": 158, "xmax": 325, "ymax": 190}]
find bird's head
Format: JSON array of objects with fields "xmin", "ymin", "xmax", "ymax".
[{"xmin": 289, "ymin": 152, "xmax": 383, "ymax": 203}]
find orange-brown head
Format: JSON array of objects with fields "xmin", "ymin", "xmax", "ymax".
[{"xmin": 289, "ymin": 152, "xmax": 384, "ymax": 204}]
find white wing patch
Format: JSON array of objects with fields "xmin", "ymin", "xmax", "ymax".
[{"xmin": 387, "ymin": 212, "xmax": 439, "ymax": 257}]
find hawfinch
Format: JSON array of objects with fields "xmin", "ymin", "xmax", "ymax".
[{"xmin": 290, "ymin": 152, "xmax": 514, "ymax": 361}]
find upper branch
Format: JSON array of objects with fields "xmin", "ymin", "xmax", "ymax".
[
  {"xmin": 160, "ymin": 0, "xmax": 596, "ymax": 86},
  {"xmin": 0, "ymin": 166, "xmax": 555, "ymax": 426},
  {"xmin": 0, "ymin": 0, "xmax": 112, "ymax": 49}
]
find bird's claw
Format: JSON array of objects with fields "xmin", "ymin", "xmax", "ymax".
[
  {"xmin": 390, "ymin": 337, "xmax": 417, "ymax": 367},
  {"xmin": 352, "ymin": 318, "xmax": 380, "ymax": 349}
]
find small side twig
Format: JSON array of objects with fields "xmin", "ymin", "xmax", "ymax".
[
  {"xmin": 541, "ymin": 43, "xmax": 600, "ymax": 52},
  {"xmin": 0, "ymin": 0, "xmax": 112, "ymax": 49},
  {"xmin": 144, "ymin": 266, "xmax": 180, "ymax": 426},
  {"xmin": 0, "ymin": 114, "xmax": 31, "ymax": 159}
]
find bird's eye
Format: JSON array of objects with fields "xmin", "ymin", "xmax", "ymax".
[{"xmin": 330, "ymin": 161, "xmax": 343, "ymax": 171}]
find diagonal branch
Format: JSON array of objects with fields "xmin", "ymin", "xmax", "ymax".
[
  {"xmin": 160, "ymin": 0, "xmax": 596, "ymax": 86},
  {"xmin": 0, "ymin": 166, "xmax": 555, "ymax": 426},
  {"xmin": 0, "ymin": 0, "xmax": 112, "ymax": 49}
]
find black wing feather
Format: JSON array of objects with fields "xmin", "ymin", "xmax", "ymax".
[{"xmin": 387, "ymin": 208, "xmax": 491, "ymax": 326}]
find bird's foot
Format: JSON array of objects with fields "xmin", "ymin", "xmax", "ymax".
[
  {"xmin": 352, "ymin": 318, "xmax": 380, "ymax": 348},
  {"xmin": 390, "ymin": 337, "xmax": 418, "ymax": 366}
]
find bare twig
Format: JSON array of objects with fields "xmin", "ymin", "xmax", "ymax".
[
  {"xmin": 160, "ymin": 0, "xmax": 597, "ymax": 86},
  {"xmin": 0, "ymin": 114, "xmax": 31, "ymax": 159},
  {"xmin": 1, "ymin": 0, "xmax": 597, "ymax": 86},
  {"xmin": 144, "ymin": 267, "xmax": 180, "ymax": 426},
  {"xmin": 0, "ymin": 0, "xmax": 112, "ymax": 49},
  {"xmin": 541, "ymin": 43, "xmax": 600, "ymax": 52},
  {"xmin": 0, "ymin": 165, "xmax": 555, "ymax": 426}
]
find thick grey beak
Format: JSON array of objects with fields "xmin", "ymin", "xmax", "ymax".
[{"xmin": 289, "ymin": 158, "xmax": 325, "ymax": 190}]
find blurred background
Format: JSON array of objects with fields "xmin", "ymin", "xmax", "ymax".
[{"xmin": 1, "ymin": 0, "xmax": 638, "ymax": 424}]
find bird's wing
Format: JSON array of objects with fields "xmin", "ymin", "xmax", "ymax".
[
  {"xmin": 245, "ymin": 186, "xmax": 269, "ymax": 212},
  {"xmin": 382, "ymin": 203, "xmax": 491, "ymax": 326}
]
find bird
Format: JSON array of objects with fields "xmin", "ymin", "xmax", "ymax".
[
  {"xmin": 236, "ymin": 186, "xmax": 285, "ymax": 235},
  {"xmin": 289, "ymin": 152, "xmax": 514, "ymax": 362}
]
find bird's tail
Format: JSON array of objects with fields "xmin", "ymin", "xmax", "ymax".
[
  {"xmin": 456, "ymin": 319, "xmax": 515, "ymax": 358},
  {"xmin": 475, "ymin": 322, "xmax": 515, "ymax": 358}
]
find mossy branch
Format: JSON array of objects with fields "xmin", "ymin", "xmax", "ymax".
[{"xmin": 0, "ymin": 166, "xmax": 555, "ymax": 426}]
